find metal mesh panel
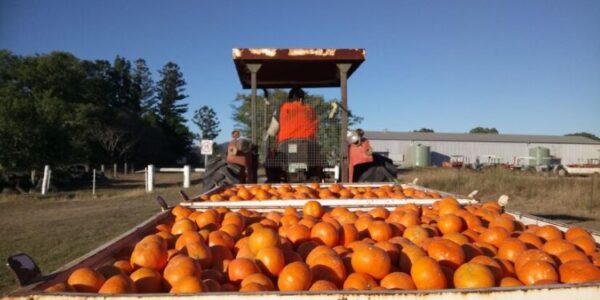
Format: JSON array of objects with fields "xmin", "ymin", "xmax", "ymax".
[{"xmin": 233, "ymin": 89, "xmax": 343, "ymax": 181}]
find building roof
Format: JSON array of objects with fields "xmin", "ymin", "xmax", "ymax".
[
  {"xmin": 232, "ymin": 48, "xmax": 365, "ymax": 88},
  {"xmin": 364, "ymin": 131, "xmax": 600, "ymax": 145}
]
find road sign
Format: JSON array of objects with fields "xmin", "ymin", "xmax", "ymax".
[{"xmin": 200, "ymin": 140, "xmax": 214, "ymax": 155}]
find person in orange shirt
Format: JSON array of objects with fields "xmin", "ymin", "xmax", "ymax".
[{"xmin": 266, "ymin": 87, "xmax": 318, "ymax": 144}]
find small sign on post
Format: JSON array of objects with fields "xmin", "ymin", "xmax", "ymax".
[{"xmin": 200, "ymin": 140, "xmax": 214, "ymax": 167}]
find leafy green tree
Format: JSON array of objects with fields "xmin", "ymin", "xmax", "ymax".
[
  {"xmin": 156, "ymin": 62, "xmax": 193, "ymax": 161},
  {"xmin": 193, "ymin": 105, "xmax": 221, "ymax": 140},
  {"xmin": 413, "ymin": 128, "xmax": 434, "ymax": 133},
  {"xmin": 469, "ymin": 127, "xmax": 499, "ymax": 134},
  {"xmin": 565, "ymin": 132, "xmax": 600, "ymax": 141}
]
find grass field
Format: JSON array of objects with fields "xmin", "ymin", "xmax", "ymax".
[{"xmin": 1, "ymin": 168, "xmax": 599, "ymax": 294}]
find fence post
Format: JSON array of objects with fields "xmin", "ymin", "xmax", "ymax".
[
  {"xmin": 41, "ymin": 165, "xmax": 50, "ymax": 195},
  {"xmin": 100, "ymin": 164, "xmax": 105, "ymax": 174},
  {"xmin": 92, "ymin": 169, "xmax": 96, "ymax": 196},
  {"xmin": 124, "ymin": 163, "xmax": 128, "ymax": 175},
  {"xmin": 183, "ymin": 165, "xmax": 191, "ymax": 189},
  {"xmin": 146, "ymin": 164, "xmax": 155, "ymax": 192},
  {"xmin": 113, "ymin": 163, "xmax": 117, "ymax": 178}
]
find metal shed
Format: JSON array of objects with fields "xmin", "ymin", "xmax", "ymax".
[{"xmin": 365, "ymin": 131, "xmax": 600, "ymax": 166}]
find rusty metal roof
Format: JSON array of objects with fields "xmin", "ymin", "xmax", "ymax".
[{"xmin": 232, "ymin": 48, "xmax": 365, "ymax": 88}]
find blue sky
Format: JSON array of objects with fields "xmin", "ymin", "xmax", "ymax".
[{"xmin": 1, "ymin": 0, "xmax": 599, "ymax": 142}]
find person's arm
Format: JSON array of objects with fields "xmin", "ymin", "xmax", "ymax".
[{"xmin": 265, "ymin": 105, "xmax": 280, "ymax": 140}]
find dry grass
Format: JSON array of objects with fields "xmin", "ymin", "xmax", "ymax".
[{"xmin": 400, "ymin": 168, "xmax": 600, "ymax": 230}]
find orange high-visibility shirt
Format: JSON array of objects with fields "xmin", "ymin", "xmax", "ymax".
[{"xmin": 277, "ymin": 101, "xmax": 318, "ymax": 144}]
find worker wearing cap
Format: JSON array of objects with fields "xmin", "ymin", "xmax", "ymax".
[
  {"xmin": 266, "ymin": 87, "xmax": 318, "ymax": 144},
  {"xmin": 348, "ymin": 128, "xmax": 374, "ymax": 182}
]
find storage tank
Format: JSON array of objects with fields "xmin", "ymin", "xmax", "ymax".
[
  {"xmin": 529, "ymin": 146, "xmax": 551, "ymax": 166},
  {"xmin": 406, "ymin": 144, "xmax": 431, "ymax": 167}
]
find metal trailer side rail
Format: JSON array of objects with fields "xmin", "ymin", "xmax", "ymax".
[{"xmin": 4, "ymin": 283, "xmax": 600, "ymax": 300}]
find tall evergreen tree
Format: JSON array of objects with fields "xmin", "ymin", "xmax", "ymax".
[
  {"xmin": 131, "ymin": 58, "xmax": 155, "ymax": 117},
  {"xmin": 156, "ymin": 62, "xmax": 192, "ymax": 161},
  {"xmin": 110, "ymin": 56, "xmax": 133, "ymax": 111},
  {"xmin": 193, "ymin": 105, "xmax": 221, "ymax": 140}
]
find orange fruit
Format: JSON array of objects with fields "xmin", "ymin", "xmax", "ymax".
[
  {"xmin": 517, "ymin": 260, "xmax": 558, "ymax": 285},
  {"xmin": 470, "ymin": 255, "xmax": 503, "ymax": 283},
  {"xmin": 310, "ymin": 222, "xmax": 339, "ymax": 247},
  {"xmin": 500, "ymin": 277, "xmax": 523, "ymax": 287},
  {"xmin": 309, "ymin": 280, "xmax": 338, "ymax": 291},
  {"xmin": 277, "ymin": 261, "xmax": 312, "ymax": 291},
  {"xmin": 497, "ymin": 238, "xmax": 528, "ymax": 263},
  {"xmin": 303, "ymin": 200, "xmax": 324, "ymax": 218},
  {"xmin": 98, "ymin": 274, "xmax": 136, "ymax": 294},
  {"xmin": 565, "ymin": 227, "xmax": 593, "ymax": 242},
  {"xmin": 163, "ymin": 255, "xmax": 201, "ymax": 289},
  {"xmin": 309, "ymin": 253, "xmax": 347, "ymax": 287},
  {"xmin": 410, "ymin": 256, "xmax": 447, "ymax": 290},
  {"xmin": 536, "ymin": 225, "xmax": 563, "ymax": 241},
  {"xmin": 518, "ymin": 232, "xmax": 543, "ymax": 249},
  {"xmin": 572, "ymin": 236, "xmax": 597, "ymax": 255},
  {"xmin": 67, "ymin": 267, "xmax": 105, "ymax": 293},
  {"xmin": 248, "ymin": 227, "xmax": 280, "ymax": 254},
  {"xmin": 171, "ymin": 218, "xmax": 198, "ymax": 235},
  {"xmin": 399, "ymin": 244, "xmax": 427, "ymax": 273},
  {"xmin": 306, "ymin": 245, "xmax": 337, "ymax": 265},
  {"xmin": 351, "ymin": 244, "xmax": 391, "ymax": 280},
  {"xmin": 182, "ymin": 241, "xmax": 212, "ymax": 269},
  {"xmin": 255, "ymin": 246, "xmax": 285, "ymax": 277},
  {"xmin": 175, "ymin": 231, "xmax": 204, "ymax": 251},
  {"xmin": 453, "ymin": 262, "xmax": 495, "ymax": 288},
  {"xmin": 557, "ymin": 249, "xmax": 590, "ymax": 264},
  {"xmin": 240, "ymin": 273, "xmax": 275, "ymax": 291},
  {"xmin": 514, "ymin": 249, "xmax": 556, "ymax": 275},
  {"xmin": 542, "ymin": 239, "xmax": 576, "ymax": 256},
  {"xmin": 130, "ymin": 267, "xmax": 163, "ymax": 293},
  {"xmin": 479, "ymin": 227, "xmax": 510, "ymax": 248},
  {"xmin": 426, "ymin": 238, "xmax": 466, "ymax": 269},
  {"xmin": 367, "ymin": 221, "xmax": 393, "ymax": 242},
  {"xmin": 558, "ymin": 260, "xmax": 600, "ymax": 284},
  {"xmin": 380, "ymin": 272, "xmax": 416, "ymax": 290},
  {"xmin": 44, "ymin": 282, "xmax": 73, "ymax": 292},
  {"xmin": 169, "ymin": 276, "xmax": 206, "ymax": 293},
  {"xmin": 227, "ymin": 258, "xmax": 260, "ymax": 283},
  {"xmin": 342, "ymin": 272, "xmax": 378, "ymax": 290},
  {"xmin": 437, "ymin": 214, "xmax": 464, "ymax": 234},
  {"xmin": 130, "ymin": 239, "xmax": 168, "ymax": 271}
]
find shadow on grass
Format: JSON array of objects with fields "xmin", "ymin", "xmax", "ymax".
[{"xmin": 534, "ymin": 214, "xmax": 595, "ymax": 222}]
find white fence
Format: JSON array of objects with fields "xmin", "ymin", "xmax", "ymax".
[{"xmin": 143, "ymin": 165, "xmax": 205, "ymax": 193}]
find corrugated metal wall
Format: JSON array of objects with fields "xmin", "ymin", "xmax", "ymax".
[{"xmin": 369, "ymin": 140, "xmax": 600, "ymax": 166}]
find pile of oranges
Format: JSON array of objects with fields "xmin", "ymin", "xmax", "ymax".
[
  {"xmin": 45, "ymin": 198, "xmax": 600, "ymax": 294},
  {"xmin": 199, "ymin": 183, "xmax": 442, "ymax": 201}
]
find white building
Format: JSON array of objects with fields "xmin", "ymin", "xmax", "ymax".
[{"xmin": 365, "ymin": 131, "xmax": 600, "ymax": 166}]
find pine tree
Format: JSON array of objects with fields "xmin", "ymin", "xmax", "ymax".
[
  {"xmin": 131, "ymin": 58, "xmax": 155, "ymax": 117},
  {"xmin": 156, "ymin": 62, "xmax": 192, "ymax": 160},
  {"xmin": 193, "ymin": 105, "xmax": 221, "ymax": 140},
  {"xmin": 110, "ymin": 56, "xmax": 133, "ymax": 110}
]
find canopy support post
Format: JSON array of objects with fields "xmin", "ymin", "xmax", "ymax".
[{"xmin": 337, "ymin": 63, "xmax": 351, "ymax": 183}]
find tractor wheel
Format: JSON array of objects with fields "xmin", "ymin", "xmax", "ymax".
[
  {"xmin": 355, "ymin": 154, "xmax": 397, "ymax": 182},
  {"xmin": 201, "ymin": 157, "xmax": 243, "ymax": 193}
]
